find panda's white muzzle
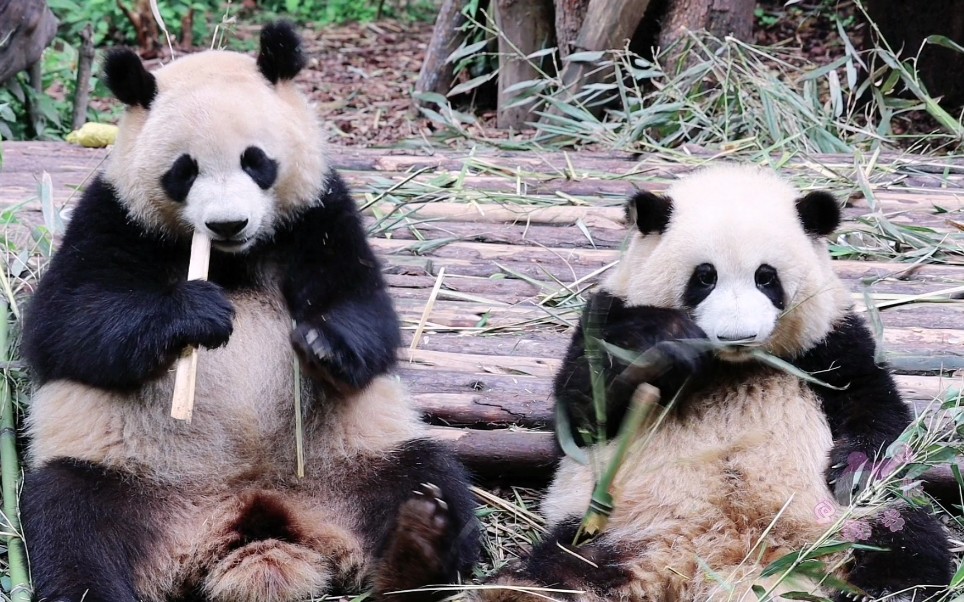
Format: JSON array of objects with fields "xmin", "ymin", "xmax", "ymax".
[
  {"xmin": 184, "ymin": 173, "xmax": 272, "ymax": 253},
  {"xmin": 693, "ymin": 283, "xmax": 780, "ymax": 348}
]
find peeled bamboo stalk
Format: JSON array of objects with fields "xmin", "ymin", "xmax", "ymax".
[{"xmin": 170, "ymin": 231, "xmax": 211, "ymax": 422}]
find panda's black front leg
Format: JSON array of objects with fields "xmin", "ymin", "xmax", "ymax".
[
  {"xmin": 22, "ymin": 183, "xmax": 235, "ymax": 391},
  {"xmin": 796, "ymin": 313, "xmax": 952, "ymax": 596},
  {"xmin": 21, "ymin": 459, "xmax": 161, "ymax": 602},
  {"xmin": 833, "ymin": 506, "xmax": 951, "ymax": 602},
  {"xmin": 554, "ymin": 290, "xmax": 708, "ymax": 444},
  {"xmin": 794, "ymin": 313, "xmax": 915, "ymax": 501},
  {"xmin": 281, "ymin": 172, "xmax": 400, "ymax": 392}
]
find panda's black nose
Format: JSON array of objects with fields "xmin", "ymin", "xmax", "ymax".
[{"xmin": 206, "ymin": 219, "xmax": 248, "ymax": 238}]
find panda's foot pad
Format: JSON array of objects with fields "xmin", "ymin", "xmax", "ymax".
[
  {"xmin": 374, "ymin": 483, "xmax": 452, "ymax": 597},
  {"xmin": 397, "ymin": 482, "xmax": 450, "ymax": 559}
]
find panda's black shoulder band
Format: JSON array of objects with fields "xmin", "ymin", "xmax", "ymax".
[
  {"xmin": 104, "ymin": 48, "xmax": 157, "ymax": 109},
  {"xmin": 627, "ymin": 190, "xmax": 673, "ymax": 235},
  {"xmin": 258, "ymin": 21, "xmax": 307, "ymax": 84},
  {"xmin": 796, "ymin": 190, "xmax": 840, "ymax": 236}
]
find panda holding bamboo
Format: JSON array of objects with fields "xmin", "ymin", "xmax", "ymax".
[
  {"xmin": 478, "ymin": 165, "xmax": 952, "ymax": 602},
  {"xmin": 20, "ymin": 22, "xmax": 478, "ymax": 602}
]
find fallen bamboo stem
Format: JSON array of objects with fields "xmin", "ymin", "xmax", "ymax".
[
  {"xmin": 171, "ymin": 231, "xmax": 211, "ymax": 422},
  {"xmin": 0, "ymin": 302, "xmax": 33, "ymax": 602}
]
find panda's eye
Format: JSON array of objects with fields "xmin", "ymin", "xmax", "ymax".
[
  {"xmin": 755, "ymin": 264, "xmax": 778, "ymax": 288},
  {"xmin": 755, "ymin": 264, "xmax": 785, "ymax": 310},
  {"xmin": 683, "ymin": 263, "xmax": 717, "ymax": 308},
  {"xmin": 241, "ymin": 146, "xmax": 279, "ymax": 190},
  {"xmin": 161, "ymin": 154, "xmax": 199, "ymax": 203},
  {"xmin": 694, "ymin": 263, "xmax": 717, "ymax": 287}
]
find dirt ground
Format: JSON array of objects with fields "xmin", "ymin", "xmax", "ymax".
[{"xmin": 248, "ymin": 1, "xmax": 871, "ymax": 147}]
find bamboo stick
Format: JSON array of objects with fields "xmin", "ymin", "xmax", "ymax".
[
  {"xmin": 0, "ymin": 302, "xmax": 33, "ymax": 602},
  {"xmin": 170, "ymin": 231, "xmax": 211, "ymax": 422}
]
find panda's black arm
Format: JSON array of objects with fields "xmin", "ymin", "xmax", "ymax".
[
  {"xmin": 279, "ymin": 171, "xmax": 400, "ymax": 390},
  {"xmin": 554, "ymin": 291, "xmax": 706, "ymax": 445},
  {"xmin": 795, "ymin": 312, "xmax": 912, "ymax": 492},
  {"xmin": 22, "ymin": 178, "xmax": 234, "ymax": 391}
]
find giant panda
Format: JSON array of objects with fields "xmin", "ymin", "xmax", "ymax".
[
  {"xmin": 20, "ymin": 22, "xmax": 478, "ymax": 602},
  {"xmin": 476, "ymin": 165, "xmax": 952, "ymax": 602}
]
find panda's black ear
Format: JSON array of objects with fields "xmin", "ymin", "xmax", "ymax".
[
  {"xmin": 258, "ymin": 21, "xmax": 307, "ymax": 84},
  {"xmin": 627, "ymin": 191, "xmax": 673, "ymax": 235},
  {"xmin": 104, "ymin": 48, "xmax": 157, "ymax": 109},
  {"xmin": 796, "ymin": 190, "xmax": 840, "ymax": 236}
]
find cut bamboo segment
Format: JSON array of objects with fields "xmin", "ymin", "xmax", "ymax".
[{"xmin": 171, "ymin": 231, "xmax": 212, "ymax": 422}]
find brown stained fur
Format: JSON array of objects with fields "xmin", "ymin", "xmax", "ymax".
[
  {"xmin": 25, "ymin": 288, "xmax": 422, "ymax": 601},
  {"xmin": 533, "ymin": 371, "xmax": 842, "ymax": 601},
  {"xmin": 374, "ymin": 494, "xmax": 451, "ymax": 599}
]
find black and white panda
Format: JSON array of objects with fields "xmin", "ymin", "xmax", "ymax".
[
  {"xmin": 20, "ymin": 23, "xmax": 478, "ymax": 602},
  {"xmin": 476, "ymin": 165, "xmax": 951, "ymax": 601}
]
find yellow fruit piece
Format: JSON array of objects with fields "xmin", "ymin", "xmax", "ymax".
[{"xmin": 65, "ymin": 123, "xmax": 119, "ymax": 148}]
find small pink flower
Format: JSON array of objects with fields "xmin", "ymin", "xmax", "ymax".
[
  {"xmin": 880, "ymin": 508, "xmax": 905, "ymax": 532},
  {"xmin": 813, "ymin": 499, "xmax": 837, "ymax": 524},
  {"xmin": 841, "ymin": 519, "xmax": 872, "ymax": 542}
]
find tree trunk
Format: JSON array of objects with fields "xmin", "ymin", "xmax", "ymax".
[
  {"xmin": 540, "ymin": 0, "xmax": 652, "ymax": 123},
  {"xmin": 554, "ymin": 0, "xmax": 590, "ymax": 61},
  {"xmin": 71, "ymin": 24, "xmax": 96, "ymax": 131},
  {"xmin": 0, "ymin": 0, "xmax": 58, "ymax": 85},
  {"xmin": 494, "ymin": 0, "xmax": 555, "ymax": 129},
  {"xmin": 414, "ymin": 0, "xmax": 470, "ymax": 104},
  {"xmin": 866, "ymin": 0, "xmax": 964, "ymax": 107},
  {"xmin": 658, "ymin": 0, "xmax": 755, "ymax": 65}
]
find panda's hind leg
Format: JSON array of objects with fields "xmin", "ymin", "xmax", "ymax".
[
  {"xmin": 361, "ymin": 439, "xmax": 480, "ymax": 601},
  {"xmin": 21, "ymin": 459, "xmax": 162, "ymax": 602},
  {"xmin": 836, "ymin": 506, "xmax": 951, "ymax": 602},
  {"xmin": 472, "ymin": 518, "xmax": 636, "ymax": 602}
]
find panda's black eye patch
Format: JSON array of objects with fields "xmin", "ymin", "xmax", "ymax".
[
  {"xmin": 755, "ymin": 264, "xmax": 785, "ymax": 310},
  {"xmin": 161, "ymin": 154, "xmax": 199, "ymax": 203},
  {"xmin": 241, "ymin": 146, "xmax": 278, "ymax": 190},
  {"xmin": 683, "ymin": 263, "xmax": 717, "ymax": 308}
]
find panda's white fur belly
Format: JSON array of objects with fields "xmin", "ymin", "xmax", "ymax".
[
  {"xmin": 26, "ymin": 291, "xmax": 422, "ymax": 484},
  {"xmin": 542, "ymin": 369, "xmax": 841, "ymax": 599}
]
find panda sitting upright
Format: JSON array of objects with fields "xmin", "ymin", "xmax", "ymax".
[
  {"xmin": 478, "ymin": 165, "xmax": 951, "ymax": 601},
  {"xmin": 20, "ymin": 22, "xmax": 478, "ymax": 602}
]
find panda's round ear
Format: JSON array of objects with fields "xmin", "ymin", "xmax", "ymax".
[
  {"xmin": 626, "ymin": 190, "xmax": 673, "ymax": 235},
  {"xmin": 257, "ymin": 21, "xmax": 307, "ymax": 84},
  {"xmin": 795, "ymin": 190, "xmax": 840, "ymax": 236},
  {"xmin": 104, "ymin": 48, "xmax": 157, "ymax": 108}
]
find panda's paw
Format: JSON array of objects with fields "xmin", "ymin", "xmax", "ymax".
[
  {"xmin": 172, "ymin": 280, "xmax": 235, "ymax": 349},
  {"xmin": 291, "ymin": 322, "xmax": 369, "ymax": 390},
  {"xmin": 374, "ymin": 482, "xmax": 454, "ymax": 600}
]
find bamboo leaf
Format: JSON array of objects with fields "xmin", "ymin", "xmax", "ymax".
[
  {"xmin": 445, "ymin": 39, "xmax": 489, "ymax": 65},
  {"xmin": 565, "ymin": 50, "xmax": 606, "ymax": 63},
  {"xmin": 447, "ymin": 72, "xmax": 498, "ymax": 97}
]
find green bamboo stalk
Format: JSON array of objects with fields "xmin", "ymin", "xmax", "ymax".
[
  {"xmin": 0, "ymin": 301, "xmax": 32, "ymax": 602},
  {"xmin": 573, "ymin": 383, "xmax": 660, "ymax": 546}
]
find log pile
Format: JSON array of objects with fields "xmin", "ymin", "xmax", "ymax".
[{"xmin": 2, "ymin": 143, "xmax": 963, "ymax": 483}]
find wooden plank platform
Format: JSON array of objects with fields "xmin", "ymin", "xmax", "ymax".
[{"xmin": 2, "ymin": 142, "xmax": 963, "ymax": 479}]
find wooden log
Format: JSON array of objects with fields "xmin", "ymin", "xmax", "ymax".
[
  {"xmin": 429, "ymin": 426, "xmax": 560, "ymax": 479},
  {"xmin": 493, "ymin": 0, "xmax": 555, "ymax": 130},
  {"xmin": 411, "ymin": 377, "xmax": 959, "ymax": 432},
  {"xmin": 414, "ymin": 0, "xmax": 469, "ymax": 103}
]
